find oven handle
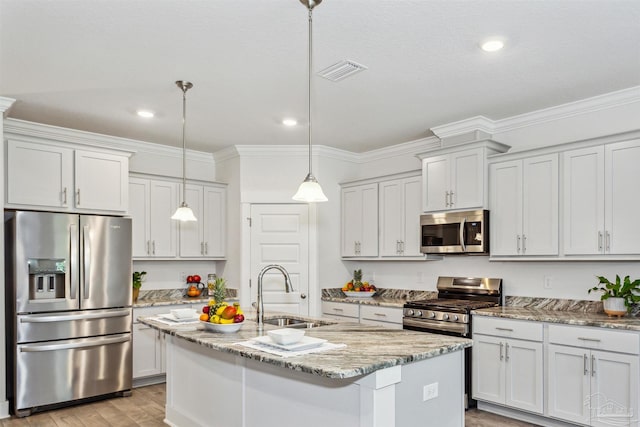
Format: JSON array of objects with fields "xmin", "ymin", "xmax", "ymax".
[
  {"xmin": 403, "ymin": 318, "xmax": 468, "ymax": 335},
  {"xmin": 459, "ymin": 217, "xmax": 467, "ymax": 252}
]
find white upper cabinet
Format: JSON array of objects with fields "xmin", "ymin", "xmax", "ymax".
[
  {"xmin": 490, "ymin": 154, "xmax": 558, "ymax": 256},
  {"xmin": 6, "ymin": 139, "xmax": 129, "ymax": 214},
  {"xmin": 422, "ymin": 148, "xmax": 484, "ymax": 212},
  {"xmin": 129, "ymin": 178, "xmax": 178, "ymax": 258},
  {"xmin": 563, "ymin": 139, "xmax": 640, "ymax": 256},
  {"xmin": 341, "ymin": 183, "xmax": 378, "ymax": 257},
  {"xmin": 179, "ymin": 183, "xmax": 226, "ymax": 258},
  {"xmin": 379, "ymin": 175, "xmax": 422, "ymax": 257}
]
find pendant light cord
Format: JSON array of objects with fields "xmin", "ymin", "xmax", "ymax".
[
  {"xmin": 307, "ymin": 6, "xmax": 313, "ymax": 177},
  {"xmin": 181, "ymin": 86, "xmax": 187, "ymax": 203}
]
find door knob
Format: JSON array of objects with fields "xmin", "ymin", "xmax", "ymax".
[{"xmin": 300, "ymin": 293, "xmax": 307, "ymax": 299}]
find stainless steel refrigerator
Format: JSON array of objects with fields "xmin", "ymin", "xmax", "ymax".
[{"xmin": 5, "ymin": 211, "xmax": 133, "ymax": 417}]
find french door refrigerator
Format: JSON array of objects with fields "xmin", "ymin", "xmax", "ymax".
[{"xmin": 5, "ymin": 211, "xmax": 133, "ymax": 417}]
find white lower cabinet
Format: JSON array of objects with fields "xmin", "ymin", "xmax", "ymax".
[
  {"xmin": 547, "ymin": 325, "xmax": 639, "ymax": 427},
  {"xmin": 321, "ymin": 301, "xmax": 402, "ymax": 329},
  {"xmin": 321, "ymin": 301, "xmax": 359, "ymax": 321},
  {"xmin": 472, "ymin": 317, "xmax": 544, "ymax": 414}
]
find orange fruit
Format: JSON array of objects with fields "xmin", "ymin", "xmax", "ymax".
[{"xmin": 199, "ymin": 313, "xmax": 209, "ymax": 321}]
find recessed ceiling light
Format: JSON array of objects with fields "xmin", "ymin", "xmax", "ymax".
[
  {"xmin": 282, "ymin": 118, "xmax": 297, "ymax": 127},
  {"xmin": 480, "ymin": 39, "xmax": 504, "ymax": 52},
  {"xmin": 137, "ymin": 110, "xmax": 155, "ymax": 118}
]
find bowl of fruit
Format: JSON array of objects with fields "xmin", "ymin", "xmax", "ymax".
[
  {"xmin": 200, "ymin": 301, "xmax": 245, "ymax": 333},
  {"xmin": 342, "ymin": 283, "xmax": 376, "ymax": 298},
  {"xmin": 185, "ymin": 274, "xmax": 205, "ymax": 297}
]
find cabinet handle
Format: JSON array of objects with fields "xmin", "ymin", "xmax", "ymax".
[
  {"xmin": 200, "ymin": 242, "xmax": 204, "ymax": 255},
  {"xmin": 76, "ymin": 189, "xmax": 81, "ymax": 205},
  {"xmin": 505, "ymin": 343, "xmax": 510, "ymax": 362},
  {"xmin": 578, "ymin": 337, "xmax": 601, "ymax": 342},
  {"xmin": 522, "ymin": 235, "xmax": 527, "ymax": 254},
  {"xmin": 152, "ymin": 241, "xmax": 156, "ymax": 255},
  {"xmin": 605, "ymin": 231, "xmax": 611, "ymax": 252},
  {"xmin": 449, "ymin": 191, "xmax": 455, "ymax": 206},
  {"xmin": 591, "ymin": 355, "xmax": 596, "ymax": 377},
  {"xmin": 445, "ymin": 191, "xmax": 450, "ymax": 207},
  {"xmin": 598, "ymin": 231, "xmax": 603, "ymax": 251},
  {"xmin": 332, "ymin": 308, "xmax": 343, "ymax": 312},
  {"xmin": 400, "ymin": 240, "xmax": 405, "ymax": 254},
  {"xmin": 62, "ymin": 187, "xmax": 68, "ymax": 205},
  {"xmin": 146, "ymin": 240, "xmax": 150, "ymax": 255},
  {"xmin": 584, "ymin": 354, "xmax": 589, "ymax": 375},
  {"xmin": 516, "ymin": 235, "xmax": 521, "ymax": 254},
  {"xmin": 499, "ymin": 342, "xmax": 504, "ymax": 361},
  {"xmin": 373, "ymin": 313, "xmax": 387, "ymax": 317},
  {"xmin": 495, "ymin": 327, "xmax": 514, "ymax": 332}
]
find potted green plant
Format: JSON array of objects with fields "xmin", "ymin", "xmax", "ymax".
[
  {"xmin": 588, "ymin": 275, "xmax": 640, "ymax": 316},
  {"xmin": 132, "ymin": 271, "xmax": 147, "ymax": 303}
]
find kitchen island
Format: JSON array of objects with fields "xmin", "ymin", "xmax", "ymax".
[{"xmin": 139, "ymin": 313, "xmax": 471, "ymax": 427}]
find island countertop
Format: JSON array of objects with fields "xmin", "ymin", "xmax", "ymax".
[{"xmin": 138, "ymin": 313, "xmax": 471, "ymax": 379}]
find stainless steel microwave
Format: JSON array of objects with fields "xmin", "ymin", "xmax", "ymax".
[{"xmin": 420, "ymin": 210, "xmax": 489, "ymax": 254}]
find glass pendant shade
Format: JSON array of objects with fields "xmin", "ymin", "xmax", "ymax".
[
  {"xmin": 171, "ymin": 203, "xmax": 197, "ymax": 222},
  {"xmin": 293, "ymin": 174, "xmax": 328, "ymax": 202}
]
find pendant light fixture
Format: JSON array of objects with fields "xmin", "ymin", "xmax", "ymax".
[
  {"xmin": 292, "ymin": 0, "xmax": 328, "ymax": 203},
  {"xmin": 171, "ymin": 80, "xmax": 198, "ymax": 221}
]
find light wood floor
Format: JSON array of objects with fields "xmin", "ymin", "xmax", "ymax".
[{"xmin": 0, "ymin": 383, "xmax": 537, "ymax": 426}]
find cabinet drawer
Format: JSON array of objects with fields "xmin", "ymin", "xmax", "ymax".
[
  {"xmin": 360, "ymin": 305, "xmax": 403, "ymax": 324},
  {"xmin": 547, "ymin": 324, "xmax": 639, "ymax": 354},
  {"xmin": 321, "ymin": 301, "xmax": 359, "ymax": 318},
  {"xmin": 473, "ymin": 316, "xmax": 543, "ymax": 342},
  {"xmin": 360, "ymin": 318, "xmax": 403, "ymax": 329}
]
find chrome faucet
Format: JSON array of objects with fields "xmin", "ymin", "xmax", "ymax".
[{"xmin": 256, "ymin": 264, "xmax": 294, "ymax": 331}]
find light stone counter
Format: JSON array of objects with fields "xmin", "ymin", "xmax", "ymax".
[
  {"xmin": 133, "ymin": 288, "xmax": 238, "ymax": 308},
  {"xmin": 473, "ymin": 306, "xmax": 640, "ymax": 331},
  {"xmin": 321, "ymin": 287, "xmax": 436, "ymax": 308}
]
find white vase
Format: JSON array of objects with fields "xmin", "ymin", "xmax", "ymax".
[{"xmin": 603, "ymin": 297, "xmax": 627, "ymax": 317}]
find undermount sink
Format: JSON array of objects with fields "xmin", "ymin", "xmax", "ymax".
[{"xmin": 263, "ymin": 316, "xmax": 335, "ymax": 329}]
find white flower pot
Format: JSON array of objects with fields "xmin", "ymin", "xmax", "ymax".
[{"xmin": 603, "ymin": 297, "xmax": 627, "ymax": 317}]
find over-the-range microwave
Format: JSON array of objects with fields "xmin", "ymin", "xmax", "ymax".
[{"xmin": 420, "ymin": 210, "xmax": 489, "ymax": 254}]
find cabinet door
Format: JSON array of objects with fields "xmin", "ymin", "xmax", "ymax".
[
  {"xmin": 6, "ymin": 140, "xmax": 73, "ymax": 209},
  {"xmin": 402, "ymin": 176, "xmax": 423, "ymax": 256},
  {"xmin": 450, "ymin": 148, "xmax": 483, "ymax": 210},
  {"xmin": 149, "ymin": 180, "xmax": 178, "ymax": 257},
  {"xmin": 522, "ymin": 154, "xmax": 558, "ymax": 255},
  {"xmin": 202, "ymin": 186, "xmax": 226, "ymax": 257},
  {"xmin": 563, "ymin": 146, "xmax": 605, "ymax": 255},
  {"xmin": 75, "ymin": 150, "xmax": 128, "ymax": 212},
  {"xmin": 129, "ymin": 178, "xmax": 151, "ymax": 257},
  {"xmin": 341, "ymin": 186, "xmax": 363, "ymax": 256},
  {"xmin": 547, "ymin": 344, "xmax": 590, "ymax": 425},
  {"xmin": 379, "ymin": 179, "xmax": 403, "ymax": 256},
  {"xmin": 504, "ymin": 340, "xmax": 543, "ymax": 414},
  {"xmin": 605, "ymin": 139, "xmax": 640, "ymax": 255},
  {"xmin": 132, "ymin": 323, "xmax": 163, "ymax": 379},
  {"xmin": 422, "ymin": 154, "xmax": 449, "ymax": 212},
  {"xmin": 489, "ymin": 160, "xmax": 522, "ymax": 256},
  {"xmin": 359, "ymin": 184, "xmax": 379, "ymax": 256},
  {"xmin": 590, "ymin": 350, "xmax": 638, "ymax": 427},
  {"xmin": 179, "ymin": 184, "xmax": 204, "ymax": 257},
  {"xmin": 472, "ymin": 334, "xmax": 505, "ymax": 404}
]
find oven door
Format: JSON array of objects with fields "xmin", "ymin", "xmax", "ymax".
[{"xmin": 403, "ymin": 317, "xmax": 469, "ymax": 337}]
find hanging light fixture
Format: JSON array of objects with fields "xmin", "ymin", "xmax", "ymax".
[
  {"xmin": 171, "ymin": 80, "xmax": 198, "ymax": 221},
  {"xmin": 292, "ymin": 0, "xmax": 328, "ymax": 203}
]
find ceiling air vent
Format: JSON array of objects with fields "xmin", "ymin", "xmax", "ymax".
[{"xmin": 317, "ymin": 60, "xmax": 368, "ymax": 82}]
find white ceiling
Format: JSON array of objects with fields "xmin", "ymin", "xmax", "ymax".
[{"xmin": 1, "ymin": 0, "xmax": 639, "ymax": 154}]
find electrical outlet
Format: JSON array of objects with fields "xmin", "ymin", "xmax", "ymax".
[
  {"xmin": 423, "ymin": 383, "xmax": 438, "ymax": 401},
  {"xmin": 544, "ymin": 276, "xmax": 552, "ymax": 290}
]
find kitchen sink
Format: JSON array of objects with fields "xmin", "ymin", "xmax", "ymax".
[{"xmin": 263, "ymin": 316, "xmax": 335, "ymax": 329}]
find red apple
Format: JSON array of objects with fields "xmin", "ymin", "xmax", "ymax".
[
  {"xmin": 202, "ymin": 306, "xmax": 210, "ymax": 314},
  {"xmin": 186, "ymin": 275, "xmax": 194, "ymax": 283},
  {"xmin": 233, "ymin": 314, "xmax": 245, "ymax": 323},
  {"xmin": 193, "ymin": 274, "xmax": 201, "ymax": 283}
]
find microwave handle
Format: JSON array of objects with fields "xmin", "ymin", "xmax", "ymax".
[{"xmin": 459, "ymin": 217, "xmax": 467, "ymax": 252}]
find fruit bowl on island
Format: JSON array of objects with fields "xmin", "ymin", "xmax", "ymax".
[
  {"xmin": 201, "ymin": 320, "xmax": 244, "ymax": 333},
  {"xmin": 343, "ymin": 290, "xmax": 376, "ymax": 298}
]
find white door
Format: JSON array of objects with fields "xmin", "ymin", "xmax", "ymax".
[
  {"xmin": 379, "ymin": 179, "xmax": 403, "ymax": 256},
  {"xmin": 179, "ymin": 184, "xmax": 204, "ymax": 257},
  {"xmin": 149, "ymin": 180, "xmax": 178, "ymax": 257},
  {"xmin": 250, "ymin": 204, "xmax": 309, "ymax": 315},
  {"xmin": 422, "ymin": 154, "xmax": 449, "ymax": 212},
  {"xmin": 472, "ymin": 334, "xmax": 505, "ymax": 405},
  {"xmin": 522, "ymin": 154, "xmax": 558, "ymax": 255},
  {"xmin": 74, "ymin": 150, "xmax": 128, "ymax": 212},
  {"xmin": 489, "ymin": 160, "xmax": 523, "ymax": 256},
  {"xmin": 402, "ymin": 176, "xmax": 423, "ymax": 256},
  {"xmin": 129, "ymin": 178, "xmax": 151, "ymax": 257},
  {"xmin": 202, "ymin": 185, "xmax": 226, "ymax": 257},
  {"xmin": 590, "ymin": 350, "xmax": 638, "ymax": 427},
  {"xmin": 451, "ymin": 148, "xmax": 483, "ymax": 210},
  {"xmin": 547, "ymin": 344, "xmax": 590, "ymax": 425},
  {"xmin": 504, "ymin": 339, "xmax": 543, "ymax": 414}
]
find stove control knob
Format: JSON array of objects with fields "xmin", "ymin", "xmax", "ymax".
[
  {"xmin": 406, "ymin": 309, "xmax": 414, "ymax": 316},
  {"xmin": 442, "ymin": 313, "xmax": 449, "ymax": 321},
  {"xmin": 452, "ymin": 315, "xmax": 459, "ymax": 322},
  {"xmin": 415, "ymin": 310, "xmax": 423, "ymax": 317},
  {"xmin": 428, "ymin": 311, "xmax": 436, "ymax": 319}
]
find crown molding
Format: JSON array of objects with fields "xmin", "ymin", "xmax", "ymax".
[
  {"xmin": 359, "ymin": 136, "xmax": 441, "ymax": 163},
  {"xmin": 430, "ymin": 85, "xmax": 640, "ymax": 139},
  {"xmin": 0, "ymin": 97, "xmax": 16, "ymax": 114},
  {"xmin": 3, "ymin": 118, "xmax": 213, "ymax": 162}
]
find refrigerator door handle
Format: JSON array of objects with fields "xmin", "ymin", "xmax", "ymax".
[
  {"xmin": 82, "ymin": 225, "xmax": 91, "ymax": 299},
  {"xmin": 19, "ymin": 308, "xmax": 131, "ymax": 323},
  {"xmin": 19, "ymin": 334, "xmax": 130, "ymax": 353},
  {"xmin": 69, "ymin": 223, "xmax": 78, "ymax": 300}
]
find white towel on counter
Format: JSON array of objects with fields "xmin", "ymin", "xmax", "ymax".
[
  {"xmin": 149, "ymin": 316, "xmax": 200, "ymax": 327},
  {"xmin": 236, "ymin": 340, "xmax": 346, "ymax": 358}
]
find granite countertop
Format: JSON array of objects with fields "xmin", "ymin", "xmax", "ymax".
[
  {"xmin": 133, "ymin": 288, "xmax": 238, "ymax": 308},
  {"xmin": 473, "ymin": 306, "xmax": 640, "ymax": 332},
  {"xmin": 138, "ymin": 312, "xmax": 471, "ymax": 379},
  {"xmin": 321, "ymin": 288, "xmax": 436, "ymax": 308}
]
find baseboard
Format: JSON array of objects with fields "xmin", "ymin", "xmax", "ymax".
[
  {"xmin": 477, "ymin": 401, "xmax": 578, "ymax": 427},
  {"xmin": 133, "ymin": 374, "xmax": 166, "ymax": 388}
]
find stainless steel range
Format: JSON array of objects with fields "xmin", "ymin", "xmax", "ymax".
[{"xmin": 403, "ymin": 276, "xmax": 502, "ymax": 408}]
